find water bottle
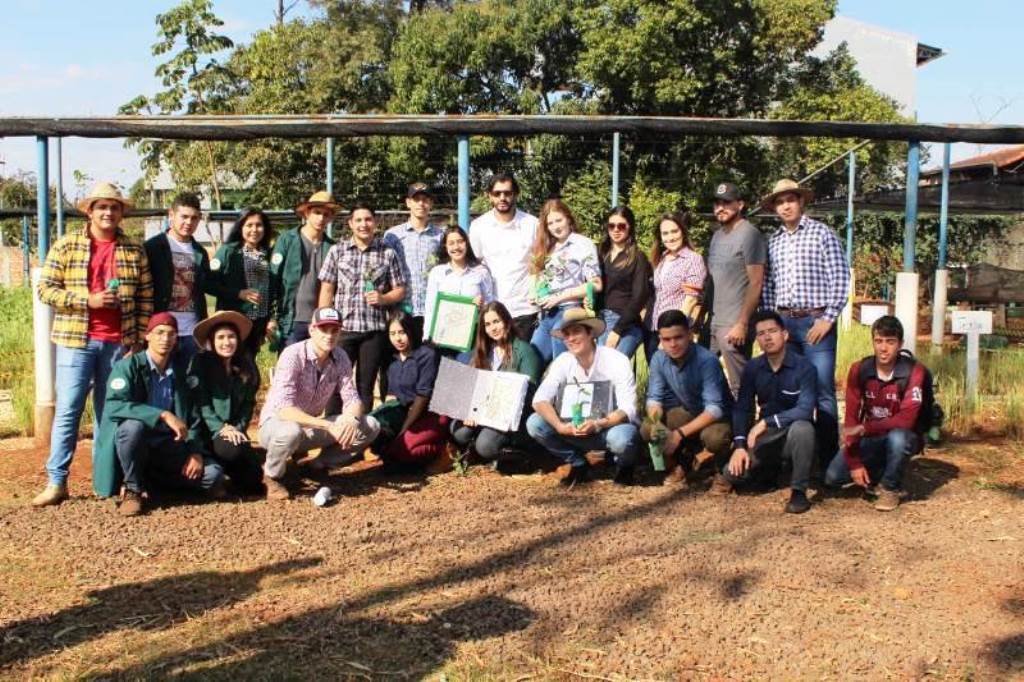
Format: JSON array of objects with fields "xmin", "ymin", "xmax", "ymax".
[{"xmin": 312, "ymin": 486, "xmax": 333, "ymax": 507}]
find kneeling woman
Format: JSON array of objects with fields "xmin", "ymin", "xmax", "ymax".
[
  {"xmin": 188, "ymin": 311, "xmax": 264, "ymax": 493},
  {"xmin": 451, "ymin": 302, "xmax": 541, "ymax": 469},
  {"xmin": 370, "ymin": 311, "xmax": 450, "ymax": 469}
]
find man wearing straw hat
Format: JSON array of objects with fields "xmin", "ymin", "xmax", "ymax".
[
  {"xmin": 32, "ymin": 182, "xmax": 154, "ymax": 507},
  {"xmin": 526, "ymin": 308, "xmax": 640, "ymax": 487},
  {"xmin": 760, "ymin": 178, "xmax": 850, "ymax": 469},
  {"xmin": 269, "ymin": 191, "xmax": 338, "ymax": 351}
]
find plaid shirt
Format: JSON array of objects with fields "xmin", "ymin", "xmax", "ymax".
[
  {"xmin": 762, "ymin": 215, "xmax": 850, "ymax": 323},
  {"xmin": 37, "ymin": 225, "xmax": 153, "ymax": 348},
  {"xmin": 383, "ymin": 222, "xmax": 443, "ymax": 316},
  {"xmin": 259, "ymin": 340, "xmax": 361, "ymax": 426},
  {"xmin": 318, "ymin": 237, "xmax": 406, "ymax": 333},
  {"xmin": 649, "ymin": 247, "xmax": 706, "ymax": 330}
]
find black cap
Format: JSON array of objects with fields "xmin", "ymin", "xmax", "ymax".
[
  {"xmin": 310, "ymin": 307, "xmax": 342, "ymax": 329},
  {"xmin": 712, "ymin": 182, "xmax": 742, "ymax": 202},
  {"xmin": 406, "ymin": 182, "xmax": 433, "ymax": 199}
]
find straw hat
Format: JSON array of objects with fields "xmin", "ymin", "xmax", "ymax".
[
  {"xmin": 77, "ymin": 182, "xmax": 133, "ymax": 213},
  {"xmin": 760, "ymin": 179, "xmax": 814, "ymax": 211},
  {"xmin": 192, "ymin": 310, "xmax": 253, "ymax": 349},
  {"xmin": 295, "ymin": 190, "xmax": 341, "ymax": 215},
  {"xmin": 552, "ymin": 308, "xmax": 606, "ymax": 338}
]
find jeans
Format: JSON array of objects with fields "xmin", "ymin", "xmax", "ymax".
[
  {"xmin": 283, "ymin": 321, "xmax": 310, "ymax": 351},
  {"xmin": 173, "ymin": 335, "xmax": 200, "ymax": 367},
  {"xmin": 511, "ymin": 314, "xmax": 539, "ymax": 343},
  {"xmin": 114, "ymin": 419, "xmax": 224, "ymax": 494},
  {"xmin": 825, "ymin": 428, "xmax": 919, "ymax": 492},
  {"xmin": 782, "ymin": 314, "xmax": 838, "ymax": 465},
  {"xmin": 451, "ymin": 422, "xmax": 513, "ymax": 461},
  {"xmin": 526, "ymin": 413, "xmax": 640, "ymax": 470},
  {"xmin": 597, "ymin": 309, "xmax": 644, "ymax": 360},
  {"xmin": 531, "ymin": 307, "xmax": 569, "ymax": 364},
  {"xmin": 46, "ymin": 340, "xmax": 124, "ymax": 486},
  {"xmin": 211, "ymin": 434, "xmax": 265, "ymax": 493},
  {"xmin": 721, "ymin": 420, "xmax": 816, "ymax": 492}
]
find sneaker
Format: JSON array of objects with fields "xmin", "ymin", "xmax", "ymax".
[
  {"xmin": 874, "ymin": 488, "xmax": 901, "ymax": 512},
  {"xmin": 263, "ymin": 475, "xmax": 291, "ymax": 501},
  {"xmin": 709, "ymin": 474, "xmax": 733, "ymax": 496},
  {"xmin": 784, "ymin": 489, "xmax": 811, "ymax": 514},
  {"xmin": 119, "ymin": 490, "xmax": 145, "ymax": 517},
  {"xmin": 32, "ymin": 483, "xmax": 68, "ymax": 507},
  {"xmin": 560, "ymin": 465, "xmax": 590, "ymax": 487},
  {"xmin": 663, "ymin": 464, "xmax": 688, "ymax": 487},
  {"xmin": 612, "ymin": 465, "xmax": 635, "ymax": 486}
]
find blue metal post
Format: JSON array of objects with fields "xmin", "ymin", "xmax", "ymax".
[
  {"xmin": 902, "ymin": 140, "xmax": 920, "ymax": 271},
  {"xmin": 55, "ymin": 137, "xmax": 65, "ymax": 237},
  {"xmin": 21, "ymin": 216, "xmax": 30, "ymax": 285},
  {"xmin": 36, "ymin": 136, "xmax": 50, "ymax": 260},
  {"xmin": 457, "ymin": 135, "xmax": 470, "ymax": 230},
  {"xmin": 326, "ymin": 137, "xmax": 335, "ymax": 195},
  {"xmin": 611, "ymin": 132, "xmax": 621, "ymax": 207},
  {"xmin": 937, "ymin": 142, "xmax": 951, "ymax": 269},
  {"xmin": 845, "ymin": 150, "xmax": 855, "ymax": 260}
]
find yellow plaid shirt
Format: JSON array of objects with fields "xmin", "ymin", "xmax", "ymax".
[{"xmin": 37, "ymin": 225, "xmax": 154, "ymax": 348}]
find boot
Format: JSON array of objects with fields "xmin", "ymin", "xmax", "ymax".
[{"xmin": 32, "ymin": 483, "xmax": 68, "ymax": 507}]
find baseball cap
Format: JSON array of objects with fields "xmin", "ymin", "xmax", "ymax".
[
  {"xmin": 310, "ymin": 307, "xmax": 342, "ymax": 329},
  {"xmin": 712, "ymin": 182, "xmax": 742, "ymax": 202},
  {"xmin": 406, "ymin": 182, "xmax": 433, "ymax": 199}
]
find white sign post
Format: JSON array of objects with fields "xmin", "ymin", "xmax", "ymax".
[{"xmin": 951, "ymin": 310, "xmax": 993, "ymax": 399}]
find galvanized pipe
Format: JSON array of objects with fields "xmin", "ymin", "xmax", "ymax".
[{"xmin": 457, "ymin": 135, "xmax": 470, "ymax": 230}]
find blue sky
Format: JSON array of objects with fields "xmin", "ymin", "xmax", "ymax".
[{"xmin": 0, "ymin": 0, "xmax": 1020, "ymax": 196}]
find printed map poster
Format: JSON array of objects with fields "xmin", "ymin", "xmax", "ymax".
[
  {"xmin": 428, "ymin": 292, "xmax": 479, "ymax": 352},
  {"xmin": 429, "ymin": 357, "xmax": 529, "ymax": 432}
]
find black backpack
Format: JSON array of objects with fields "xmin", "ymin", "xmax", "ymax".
[{"xmin": 856, "ymin": 349, "xmax": 942, "ymax": 439}]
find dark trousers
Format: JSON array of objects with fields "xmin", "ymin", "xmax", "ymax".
[
  {"xmin": 451, "ymin": 422, "xmax": 513, "ymax": 461},
  {"xmin": 511, "ymin": 314, "xmax": 538, "ymax": 343},
  {"xmin": 210, "ymin": 433, "xmax": 264, "ymax": 493},
  {"xmin": 721, "ymin": 419, "xmax": 816, "ymax": 492},
  {"xmin": 340, "ymin": 329, "xmax": 388, "ymax": 412},
  {"xmin": 114, "ymin": 419, "xmax": 223, "ymax": 494},
  {"xmin": 283, "ymin": 321, "xmax": 310, "ymax": 352},
  {"xmin": 243, "ymin": 317, "xmax": 270, "ymax": 359}
]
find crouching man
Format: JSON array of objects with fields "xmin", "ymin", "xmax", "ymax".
[
  {"xmin": 825, "ymin": 315, "xmax": 929, "ymax": 511},
  {"xmin": 526, "ymin": 309, "xmax": 640, "ymax": 486},
  {"xmin": 258, "ymin": 307, "xmax": 380, "ymax": 500},
  {"xmin": 642, "ymin": 310, "xmax": 733, "ymax": 486},
  {"xmin": 93, "ymin": 312, "xmax": 224, "ymax": 517},
  {"xmin": 719, "ymin": 310, "xmax": 818, "ymax": 514}
]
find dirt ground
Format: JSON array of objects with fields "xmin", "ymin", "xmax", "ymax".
[{"xmin": 0, "ymin": 436, "xmax": 1022, "ymax": 681}]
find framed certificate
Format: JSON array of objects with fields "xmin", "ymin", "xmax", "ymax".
[{"xmin": 428, "ymin": 292, "xmax": 479, "ymax": 352}]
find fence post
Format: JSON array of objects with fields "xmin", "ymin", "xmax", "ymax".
[
  {"xmin": 458, "ymin": 135, "xmax": 470, "ymax": 230},
  {"xmin": 842, "ymin": 150, "xmax": 856, "ymax": 330},
  {"xmin": 931, "ymin": 142, "xmax": 952, "ymax": 349},
  {"xmin": 894, "ymin": 140, "xmax": 921, "ymax": 354},
  {"xmin": 55, "ymin": 137, "xmax": 65, "ymax": 238},
  {"xmin": 326, "ymin": 137, "xmax": 335, "ymax": 239},
  {"xmin": 34, "ymin": 135, "xmax": 55, "ymax": 446},
  {"xmin": 21, "ymin": 215, "xmax": 30, "ymax": 286}
]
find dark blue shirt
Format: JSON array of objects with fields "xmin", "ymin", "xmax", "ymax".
[
  {"xmin": 646, "ymin": 344, "xmax": 731, "ymax": 420},
  {"xmin": 145, "ymin": 352, "xmax": 176, "ymax": 413},
  {"xmin": 733, "ymin": 349, "xmax": 817, "ymax": 446},
  {"xmin": 387, "ymin": 344, "xmax": 438, "ymax": 406}
]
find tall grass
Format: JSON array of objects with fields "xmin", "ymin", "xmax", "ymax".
[{"xmin": 0, "ymin": 286, "xmax": 35, "ymax": 436}]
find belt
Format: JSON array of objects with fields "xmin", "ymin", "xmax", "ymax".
[{"xmin": 778, "ymin": 307, "xmax": 825, "ymax": 319}]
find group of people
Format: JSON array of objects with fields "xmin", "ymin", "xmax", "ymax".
[{"xmin": 30, "ymin": 173, "xmax": 932, "ymax": 517}]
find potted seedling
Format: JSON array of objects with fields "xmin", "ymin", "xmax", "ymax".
[{"xmin": 643, "ymin": 409, "xmax": 668, "ymax": 472}]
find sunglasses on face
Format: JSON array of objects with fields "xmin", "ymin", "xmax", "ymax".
[
  {"xmin": 606, "ymin": 222, "xmax": 629, "ymax": 232},
  {"xmin": 489, "ymin": 190, "xmax": 514, "ymax": 198}
]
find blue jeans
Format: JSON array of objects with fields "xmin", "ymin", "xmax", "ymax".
[
  {"xmin": 525, "ymin": 413, "xmax": 640, "ymax": 470},
  {"xmin": 825, "ymin": 428, "xmax": 920, "ymax": 492},
  {"xmin": 782, "ymin": 314, "xmax": 838, "ymax": 463},
  {"xmin": 115, "ymin": 419, "xmax": 223, "ymax": 494},
  {"xmin": 530, "ymin": 308, "xmax": 569, "ymax": 364},
  {"xmin": 597, "ymin": 309, "xmax": 643, "ymax": 360},
  {"xmin": 46, "ymin": 340, "xmax": 124, "ymax": 486}
]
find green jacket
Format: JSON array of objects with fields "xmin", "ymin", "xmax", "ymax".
[
  {"xmin": 187, "ymin": 351, "xmax": 258, "ymax": 439},
  {"xmin": 502, "ymin": 338, "xmax": 543, "ymax": 387},
  {"xmin": 206, "ymin": 241, "xmax": 274, "ymax": 319},
  {"xmin": 144, "ymin": 232, "xmax": 211, "ymax": 320},
  {"xmin": 92, "ymin": 351, "xmax": 205, "ymax": 497},
  {"xmin": 270, "ymin": 226, "xmax": 335, "ymax": 337}
]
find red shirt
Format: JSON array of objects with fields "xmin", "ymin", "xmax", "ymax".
[
  {"xmin": 87, "ymin": 237, "xmax": 122, "ymax": 342},
  {"xmin": 843, "ymin": 358, "xmax": 927, "ymax": 469}
]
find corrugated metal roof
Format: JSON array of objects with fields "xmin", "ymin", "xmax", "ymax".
[{"xmin": 922, "ymin": 145, "xmax": 1024, "ymax": 177}]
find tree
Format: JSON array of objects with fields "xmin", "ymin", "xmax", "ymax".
[{"xmin": 120, "ymin": 0, "xmax": 235, "ymax": 208}]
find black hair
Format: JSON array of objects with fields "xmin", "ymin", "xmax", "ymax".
[
  {"xmin": 348, "ymin": 200, "xmax": 376, "ymax": 218},
  {"xmin": 485, "ymin": 173, "xmax": 520, "ymax": 195},
  {"xmin": 203, "ymin": 322, "xmax": 259, "ymax": 388},
  {"xmin": 656, "ymin": 309, "xmax": 691, "ymax": 331},
  {"xmin": 387, "ymin": 310, "xmax": 421, "ymax": 351},
  {"xmin": 751, "ymin": 309, "xmax": 785, "ymax": 331},
  {"xmin": 436, "ymin": 225, "xmax": 480, "ymax": 267},
  {"xmin": 171, "ymin": 193, "xmax": 202, "ymax": 212},
  {"xmin": 225, "ymin": 207, "xmax": 274, "ymax": 250},
  {"xmin": 871, "ymin": 315, "xmax": 904, "ymax": 342}
]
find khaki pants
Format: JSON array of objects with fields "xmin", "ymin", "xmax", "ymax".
[
  {"xmin": 641, "ymin": 406, "xmax": 732, "ymax": 467},
  {"xmin": 259, "ymin": 414, "xmax": 380, "ymax": 480}
]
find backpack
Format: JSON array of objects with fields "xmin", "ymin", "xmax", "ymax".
[{"xmin": 856, "ymin": 349, "xmax": 943, "ymax": 441}]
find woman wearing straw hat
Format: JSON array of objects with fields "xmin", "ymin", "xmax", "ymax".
[{"xmin": 187, "ymin": 311, "xmax": 264, "ymax": 494}]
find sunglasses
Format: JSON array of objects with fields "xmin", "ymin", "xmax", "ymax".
[
  {"xmin": 489, "ymin": 190, "xmax": 515, "ymax": 198},
  {"xmin": 606, "ymin": 222, "xmax": 630, "ymax": 232}
]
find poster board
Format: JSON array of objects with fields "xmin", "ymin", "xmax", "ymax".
[
  {"xmin": 428, "ymin": 292, "xmax": 479, "ymax": 352},
  {"xmin": 429, "ymin": 357, "xmax": 529, "ymax": 432},
  {"xmin": 554, "ymin": 380, "xmax": 613, "ymax": 421}
]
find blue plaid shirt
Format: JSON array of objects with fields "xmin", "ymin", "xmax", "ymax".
[
  {"xmin": 383, "ymin": 222, "xmax": 443, "ymax": 317},
  {"xmin": 762, "ymin": 215, "xmax": 850, "ymax": 323}
]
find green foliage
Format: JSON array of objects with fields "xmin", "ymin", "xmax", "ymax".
[
  {"xmin": 559, "ymin": 160, "xmax": 612, "ymax": 240},
  {"xmin": 627, "ymin": 176, "xmax": 686, "ymax": 251}
]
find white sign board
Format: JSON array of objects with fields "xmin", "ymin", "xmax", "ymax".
[{"xmin": 951, "ymin": 310, "xmax": 993, "ymax": 335}]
